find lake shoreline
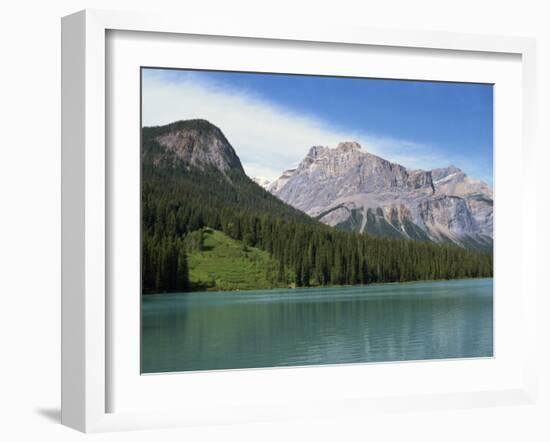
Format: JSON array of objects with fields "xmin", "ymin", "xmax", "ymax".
[{"xmin": 142, "ymin": 276, "xmax": 493, "ymax": 297}]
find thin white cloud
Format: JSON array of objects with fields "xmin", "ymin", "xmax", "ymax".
[{"xmin": 142, "ymin": 70, "xmax": 491, "ymax": 185}]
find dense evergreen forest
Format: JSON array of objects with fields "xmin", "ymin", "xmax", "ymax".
[{"xmin": 141, "ymin": 124, "xmax": 493, "ymax": 294}]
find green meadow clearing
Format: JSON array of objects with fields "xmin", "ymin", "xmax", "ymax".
[{"xmin": 187, "ymin": 228, "xmax": 289, "ymax": 291}]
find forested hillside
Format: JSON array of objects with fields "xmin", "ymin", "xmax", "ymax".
[{"xmin": 141, "ymin": 120, "xmax": 492, "ymax": 294}]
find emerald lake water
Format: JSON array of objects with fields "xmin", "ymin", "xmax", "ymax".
[{"xmin": 142, "ymin": 278, "xmax": 493, "ymax": 373}]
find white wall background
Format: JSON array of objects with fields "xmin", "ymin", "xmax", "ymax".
[{"xmin": 0, "ymin": 1, "xmax": 548, "ymax": 441}]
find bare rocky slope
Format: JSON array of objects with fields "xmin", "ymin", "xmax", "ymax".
[
  {"xmin": 145, "ymin": 119, "xmax": 244, "ymax": 173},
  {"xmin": 266, "ymin": 142, "xmax": 493, "ymax": 249}
]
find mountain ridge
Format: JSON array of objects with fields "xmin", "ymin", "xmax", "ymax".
[
  {"xmin": 143, "ymin": 119, "xmax": 244, "ymax": 174},
  {"xmin": 267, "ymin": 141, "xmax": 493, "ymax": 249}
]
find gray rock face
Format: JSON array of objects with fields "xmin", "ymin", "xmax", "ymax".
[
  {"xmin": 267, "ymin": 168, "xmax": 296, "ymax": 193},
  {"xmin": 268, "ymin": 142, "xmax": 493, "ymax": 248},
  {"xmin": 154, "ymin": 119, "xmax": 244, "ymax": 173}
]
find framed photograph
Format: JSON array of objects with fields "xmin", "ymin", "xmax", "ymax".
[{"xmin": 61, "ymin": 9, "xmax": 538, "ymax": 432}]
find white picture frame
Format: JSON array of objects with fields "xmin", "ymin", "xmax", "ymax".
[{"xmin": 61, "ymin": 9, "xmax": 537, "ymax": 433}]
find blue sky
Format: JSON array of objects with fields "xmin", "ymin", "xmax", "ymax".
[{"xmin": 142, "ymin": 68, "xmax": 493, "ymax": 185}]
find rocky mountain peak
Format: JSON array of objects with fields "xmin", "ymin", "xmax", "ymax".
[
  {"xmin": 153, "ymin": 119, "xmax": 244, "ymax": 173},
  {"xmin": 336, "ymin": 141, "xmax": 362, "ymax": 152},
  {"xmin": 431, "ymin": 165, "xmax": 464, "ymax": 182},
  {"xmin": 306, "ymin": 141, "xmax": 362, "ymax": 160},
  {"xmin": 431, "ymin": 165, "xmax": 492, "ymax": 199},
  {"xmin": 307, "ymin": 145, "xmax": 330, "ymax": 158},
  {"xmin": 267, "ymin": 141, "xmax": 493, "ymax": 249}
]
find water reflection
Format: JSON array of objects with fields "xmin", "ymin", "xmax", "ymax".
[{"xmin": 142, "ymin": 278, "xmax": 493, "ymax": 373}]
